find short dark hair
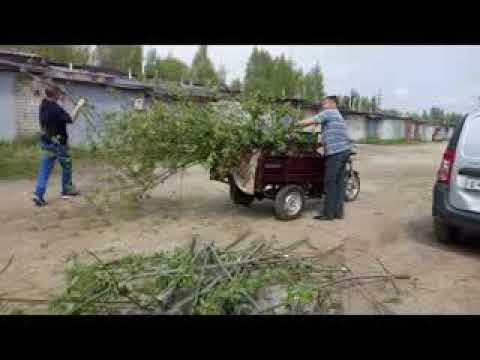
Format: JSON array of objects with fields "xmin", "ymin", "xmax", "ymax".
[
  {"xmin": 45, "ymin": 86, "xmax": 60, "ymax": 99},
  {"xmin": 323, "ymin": 96, "xmax": 338, "ymax": 105}
]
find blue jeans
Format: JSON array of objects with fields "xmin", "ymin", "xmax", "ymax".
[{"xmin": 34, "ymin": 142, "xmax": 73, "ymax": 198}]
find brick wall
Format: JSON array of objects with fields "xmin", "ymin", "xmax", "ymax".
[
  {"xmin": 14, "ymin": 74, "xmax": 74, "ymax": 137},
  {"xmin": 15, "ymin": 74, "xmax": 43, "ymax": 136}
]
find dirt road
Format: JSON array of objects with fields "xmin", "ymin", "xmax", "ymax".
[{"xmin": 1, "ymin": 142, "xmax": 480, "ymax": 314}]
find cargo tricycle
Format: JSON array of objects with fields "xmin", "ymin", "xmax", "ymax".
[{"xmin": 211, "ymin": 133, "xmax": 360, "ymax": 221}]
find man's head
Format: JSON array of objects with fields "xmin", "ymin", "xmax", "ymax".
[
  {"xmin": 320, "ymin": 96, "xmax": 338, "ymax": 110},
  {"xmin": 44, "ymin": 81, "xmax": 65, "ymax": 101}
]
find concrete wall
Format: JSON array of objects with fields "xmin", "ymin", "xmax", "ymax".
[
  {"xmin": 405, "ymin": 120, "xmax": 416, "ymax": 141},
  {"xmin": 65, "ymin": 83, "xmax": 143, "ymax": 146},
  {"xmin": 415, "ymin": 123, "xmax": 436, "ymax": 142},
  {"xmin": 377, "ymin": 118, "xmax": 406, "ymax": 140},
  {"xmin": 0, "ymin": 72, "xmax": 17, "ymax": 141},
  {"xmin": 15, "ymin": 73, "xmax": 45, "ymax": 136},
  {"xmin": 344, "ymin": 115, "xmax": 367, "ymax": 141},
  {"xmin": 366, "ymin": 119, "xmax": 379, "ymax": 138},
  {"xmin": 433, "ymin": 127, "xmax": 449, "ymax": 141},
  {"xmin": 10, "ymin": 73, "xmax": 146, "ymax": 146}
]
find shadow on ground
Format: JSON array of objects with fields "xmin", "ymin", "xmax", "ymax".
[
  {"xmin": 116, "ymin": 193, "xmax": 325, "ymax": 223},
  {"xmin": 408, "ymin": 215, "xmax": 480, "ymax": 257}
]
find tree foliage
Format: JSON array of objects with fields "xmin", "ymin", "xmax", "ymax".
[
  {"xmin": 190, "ymin": 45, "xmax": 219, "ymax": 87},
  {"xmin": 302, "ymin": 63, "xmax": 325, "ymax": 104},
  {"xmin": 0, "ymin": 45, "xmax": 92, "ymax": 64},
  {"xmin": 230, "ymin": 78, "xmax": 242, "ymax": 92},
  {"xmin": 217, "ymin": 65, "xmax": 227, "ymax": 86},
  {"xmin": 270, "ymin": 54, "xmax": 303, "ymax": 99},
  {"xmin": 409, "ymin": 107, "xmax": 464, "ymax": 126},
  {"xmin": 95, "ymin": 94, "xmax": 311, "ymax": 201},
  {"xmin": 144, "ymin": 48, "xmax": 158, "ymax": 78},
  {"xmin": 94, "ymin": 45, "xmax": 143, "ymax": 76},
  {"xmin": 244, "ymin": 47, "xmax": 275, "ymax": 97},
  {"xmin": 144, "ymin": 50, "xmax": 190, "ymax": 83},
  {"xmin": 244, "ymin": 47, "xmax": 324, "ymax": 102}
]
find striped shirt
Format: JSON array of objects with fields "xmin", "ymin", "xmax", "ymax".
[{"xmin": 313, "ymin": 109, "xmax": 351, "ymax": 156}]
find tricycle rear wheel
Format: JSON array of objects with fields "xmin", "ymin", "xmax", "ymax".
[
  {"xmin": 229, "ymin": 177, "xmax": 255, "ymax": 207},
  {"xmin": 274, "ymin": 185, "xmax": 305, "ymax": 221}
]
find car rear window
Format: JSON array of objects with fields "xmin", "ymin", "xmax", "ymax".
[
  {"xmin": 448, "ymin": 115, "xmax": 467, "ymax": 149},
  {"xmin": 462, "ymin": 116, "xmax": 480, "ymax": 158}
]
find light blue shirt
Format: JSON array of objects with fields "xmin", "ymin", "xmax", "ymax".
[{"xmin": 313, "ymin": 109, "xmax": 351, "ymax": 156}]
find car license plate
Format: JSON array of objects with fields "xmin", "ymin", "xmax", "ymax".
[{"xmin": 464, "ymin": 177, "xmax": 480, "ymax": 191}]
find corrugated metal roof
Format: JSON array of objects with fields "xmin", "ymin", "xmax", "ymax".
[
  {"xmin": 0, "ymin": 48, "xmax": 43, "ymax": 59},
  {"xmin": 0, "ymin": 55, "xmax": 151, "ymax": 91}
]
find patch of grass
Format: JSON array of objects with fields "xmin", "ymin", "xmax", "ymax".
[
  {"xmin": 0, "ymin": 137, "xmax": 41, "ymax": 180},
  {"xmin": 0, "ymin": 136, "xmax": 100, "ymax": 180},
  {"xmin": 358, "ymin": 137, "xmax": 424, "ymax": 145}
]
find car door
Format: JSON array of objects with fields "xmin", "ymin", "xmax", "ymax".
[{"xmin": 449, "ymin": 112, "xmax": 480, "ymax": 213}]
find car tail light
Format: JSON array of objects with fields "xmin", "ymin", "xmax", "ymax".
[{"xmin": 437, "ymin": 148, "xmax": 455, "ymax": 184}]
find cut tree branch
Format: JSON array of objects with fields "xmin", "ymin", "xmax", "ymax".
[{"xmin": 0, "ymin": 255, "xmax": 14, "ymax": 276}]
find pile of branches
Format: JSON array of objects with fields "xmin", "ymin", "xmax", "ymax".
[
  {"xmin": 90, "ymin": 94, "xmax": 316, "ymax": 203},
  {"xmin": 50, "ymin": 237, "xmax": 410, "ymax": 315}
]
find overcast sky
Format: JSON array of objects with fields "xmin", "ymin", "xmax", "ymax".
[{"xmin": 145, "ymin": 45, "xmax": 480, "ymax": 114}]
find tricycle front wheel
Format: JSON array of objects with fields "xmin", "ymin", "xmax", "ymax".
[
  {"xmin": 274, "ymin": 185, "xmax": 305, "ymax": 221},
  {"xmin": 345, "ymin": 171, "xmax": 360, "ymax": 202}
]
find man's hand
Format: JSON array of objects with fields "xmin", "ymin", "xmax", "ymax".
[
  {"xmin": 76, "ymin": 98, "xmax": 86, "ymax": 109},
  {"xmin": 71, "ymin": 98, "xmax": 87, "ymax": 121},
  {"xmin": 297, "ymin": 118, "xmax": 315, "ymax": 127}
]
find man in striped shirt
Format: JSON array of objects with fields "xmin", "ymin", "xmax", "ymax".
[{"xmin": 298, "ymin": 96, "xmax": 351, "ymax": 221}]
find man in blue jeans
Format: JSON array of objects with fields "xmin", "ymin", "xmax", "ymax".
[
  {"xmin": 298, "ymin": 96, "xmax": 351, "ymax": 221},
  {"xmin": 32, "ymin": 83, "xmax": 86, "ymax": 207}
]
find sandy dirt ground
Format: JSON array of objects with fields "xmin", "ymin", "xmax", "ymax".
[{"xmin": 1, "ymin": 142, "xmax": 480, "ymax": 314}]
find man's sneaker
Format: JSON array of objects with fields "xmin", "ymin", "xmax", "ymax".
[
  {"xmin": 32, "ymin": 195, "xmax": 48, "ymax": 207},
  {"xmin": 61, "ymin": 191, "xmax": 80, "ymax": 199},
  {"xmin": 313, "ymin": 215, "xmax": 334, "ymax": 221}
]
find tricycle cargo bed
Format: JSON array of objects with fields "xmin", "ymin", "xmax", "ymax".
[{"xmin": 256, "ymin": 153, "xmax": 324, "ymax": 192}]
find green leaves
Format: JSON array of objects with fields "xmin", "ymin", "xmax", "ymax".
[
  {"xmin": 94, "ymin": 93, "xmax": 314, "ymax": 202},
  {"xmin": 3, "ymin": 45, "xmax": 92, "ymax": 65},
  {"xmin": 95, "ymin": 45, "xmax": 143, "ymax": 77},
  {"xmin": 244, "ymin": 48, "xmax": 325, "ymax": 102},
  {"xmin": 190, "ymin": 45, "xmax": 220, "ymax": 87},
  {"xmin": 50, "ymin": 241, "xmax": 328, "ymax": 315}
]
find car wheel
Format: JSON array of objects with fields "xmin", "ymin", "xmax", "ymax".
[
  {"xmin": 274, "ymin": 185, "xmax": 305, "ymax": 221},
  {"xmin": 433, "ymin": 217, "xmax": 458, "ymax": 243}
]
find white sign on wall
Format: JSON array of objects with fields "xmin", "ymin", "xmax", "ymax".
[{"xmin": 134, "ymin": 98, "xmax": 144, "ymax": 110}]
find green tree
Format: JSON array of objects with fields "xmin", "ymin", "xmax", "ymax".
[
  {"xmin": 271, "ymin": 54, "xmax": 302, "ymax": 98},
  {"xmin": 230, "ymin": 78, "xmax": 242, "ymax": 92},
  {"xmin": 421, "ymin": 110, "xmax": 429, "ymax": 122},
  {"xmin": 144, "ymin": 48, "xmax": 158, "ymax": 78},
  {"xmin": 244, "ymin": 47, "xmax": 275, "ymax": 97},
  {"xmin": 302, "ymin": 63, "xmax": 325, "ymax": 104},
  {"xmin": 1, "ymin": 45, "xmax": 92, "ymax": 64},
  {"xmin": 384, "ymin": 109, "xmax": 402, "ymax": 117},
  {"xmin": 217, "ymin": 65, "xmax": 227, "ymax": 86},
  {"xmin": 95, "ymin": 45, "xmax": 143, "ymax": 77},
  {"xmin": 350, "ymin": 89, "xmax": 360, "ymax": 110},
  {"xmin": 143, "ymin": 49, "xmax": 190, "ymax": 83},
  {"xmin": 370, "ymin": 96, "xmax": 377, "ymax": 112},
  {"xmin": 359, "ymin": 97, "xmax": 371, "ymax": 112},
  {"xmin": 190, "ymin": 45, "xmax": 219, "ymax": 87}
]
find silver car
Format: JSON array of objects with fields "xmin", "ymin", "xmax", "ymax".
[{"xmin": 433, "ymin": 112, "xmax": 480, "ymax": 242}]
